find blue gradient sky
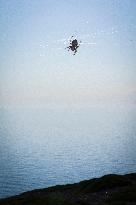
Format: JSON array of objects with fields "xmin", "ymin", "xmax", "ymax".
[{"xmin": 0, "ymin": 0, "xmax": 136, "ymax": 106}]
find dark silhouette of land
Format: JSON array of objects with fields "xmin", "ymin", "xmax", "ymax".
[{"xmin": 0, "ymin": 173, "xmax": 136, "ymax": 205}]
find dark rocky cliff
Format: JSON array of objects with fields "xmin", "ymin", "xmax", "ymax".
[{"xmin": 0, "ymin": 173, "xmax": 136, "ymax": 205}]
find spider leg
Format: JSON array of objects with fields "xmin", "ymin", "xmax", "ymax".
[
  {"xmin": 73, "ymin": 49, "xmax": 77, "ymax": 55},
  {"xmin": 69, "ymin": 36, "xmax": 74, "ymax": 43},
  {"xmin": 65, "ymin": 46, "xmax": 70, "ymax": 51}
]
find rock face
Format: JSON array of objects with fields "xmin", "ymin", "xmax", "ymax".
[{"xmin": 0, "ymin": 173, "xmax": 136, "ymax": 205}]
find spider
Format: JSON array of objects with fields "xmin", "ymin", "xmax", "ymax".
[{"xmin": 66, "ymin": 36, "xmax": 81, "ymax": 55}]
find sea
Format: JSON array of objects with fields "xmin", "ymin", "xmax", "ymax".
[{"xmin": 0, "ymin": 103, "xmax": 136, "ymax": 198}]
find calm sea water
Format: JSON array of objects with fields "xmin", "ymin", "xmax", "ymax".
[{"xmin": 0, "ymin": 104, "xmax": 136, "ymax": 198}]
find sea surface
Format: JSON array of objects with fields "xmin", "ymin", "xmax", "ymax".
[{"xmin": 0, "ymin": 103, "xmax": 136, "ymax": 198}]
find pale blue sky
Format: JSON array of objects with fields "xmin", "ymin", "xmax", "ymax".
[{"xmin": 0, "ymin": 0, "xmax": 136, "ymax": 106}]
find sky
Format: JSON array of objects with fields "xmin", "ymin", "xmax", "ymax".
[{"xmin": 0, "ymin": 0, "xmax": 136, "ymax": 107}]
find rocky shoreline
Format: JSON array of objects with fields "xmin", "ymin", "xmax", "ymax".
[{"xmin": 0, "ymin": 173, "xmax": 136, "ymax": 205}]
